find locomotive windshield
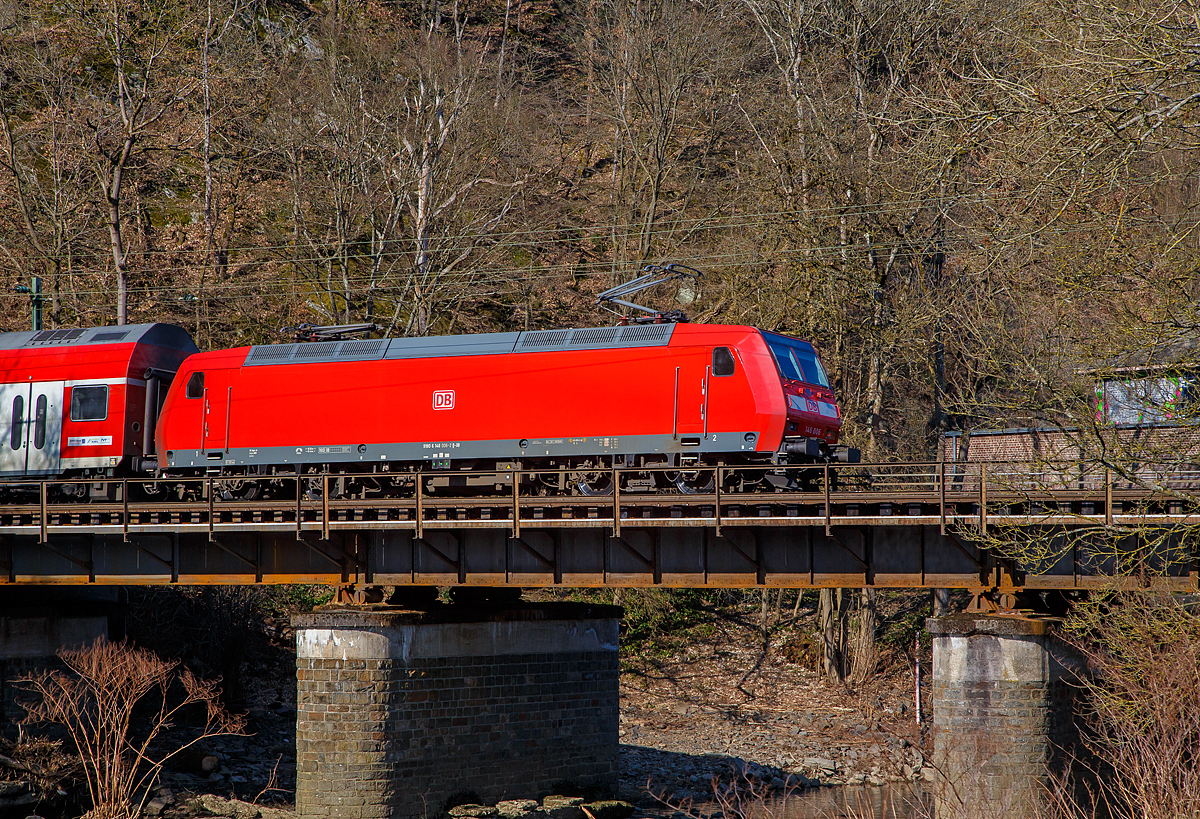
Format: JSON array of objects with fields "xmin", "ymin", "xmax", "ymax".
[{"xmin": 762, "ymin": 332, "xmax": 829, "ymax": 388}]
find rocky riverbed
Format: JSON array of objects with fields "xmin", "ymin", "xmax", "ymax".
[{"xmin": 615, "ymin": 636, "xmax": 934, "ymax": 808}]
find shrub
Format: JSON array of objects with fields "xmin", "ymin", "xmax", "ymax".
[
  {"xmin": 1054, "ymin": 591, "xmax": 1200, "ymax": 819},
  {"xmin": 19, "ymin": 639, "xmax": 244, "ymax": 819}
]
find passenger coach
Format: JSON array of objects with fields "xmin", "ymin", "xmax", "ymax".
[{"xmin": 0, "ymin": 324, "xmax": 198, "ymax": 483}]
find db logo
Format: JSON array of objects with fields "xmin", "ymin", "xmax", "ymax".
[{"xmin": 433, "ymin": 390, "xmax": 455, "ymax": 410}]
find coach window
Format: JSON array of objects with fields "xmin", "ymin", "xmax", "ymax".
[
  {"xmin": 33, "ymin": 395, "xmax": 47, "ymax": 450},
  {"xmin": 713, "ymin": 347, "xmax": 736, "ymax": 376},
  {"xmin": 70, "ymin": 385, "xmax": 108, "ymax": 422},
  {"xmin": 9, "ymin": 395, "xmax": 23, "ymax": 450},
  {"xmin": 186, "ymin": 372, "xmax": 205, "ymax": 399}
]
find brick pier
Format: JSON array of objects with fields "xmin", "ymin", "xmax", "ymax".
[
  {"xmin": 293, "ymin": 603, "xmax": 621, "ymax": 819},
  {"xmin": 927, "ymin": 614, "xmax": 1083, "ymax": 819}
]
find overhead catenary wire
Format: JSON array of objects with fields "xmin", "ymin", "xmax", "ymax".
[
  {"xmin": 3, "ymin": 207, "xmax": 1195, "ymax": 294},
  {"xmin": 3, "ymin": 171, "xmax": 1194, "ymax": 270}
]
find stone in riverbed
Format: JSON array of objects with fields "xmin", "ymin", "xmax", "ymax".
[
  {"xmin": 580, "ymin": 800, "xmax": 634, "ymax": 819},
  {"xmin": 542, "ymin": 796, "xmax": 584, "ymax": 809},
  {"xmin": 540, "ymin": 796, "xmax": 585, "ymax": 819},
  {"xmin": 802, "ymin": 757, "xmax": 836, "ymax": 773},
  {"xmin": 449, "ymin": 805, "xmax": 498, "ymax": 818},
  {"xmin": 143, "ymin": 796, "xmax": 169, "ymax": 817}
]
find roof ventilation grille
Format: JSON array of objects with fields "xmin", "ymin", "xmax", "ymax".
[
  {"xmin": 340, "ymin": 339, "xmax": 386, "ymax": 357},
  {"xmin": 29, "ymin": 328, "xmax": 86, "ymax": 345},
  {"xmin": 520, "ymin": 330, "xmax": 570, "ymax": 348},
  {"xmin": 246, "ymin": 345, "xmax": 298, "ymax": 362},
  {"xmin": 570, "ymin": 327, "xmax": 620, "ymax": 346},
  {"xmin": 619, "ymin": 324, "xmax": 671, "ymax": 342},
  {"xmin": 294, "ymin": 342, "xmax": 340, "ymax": 359}
]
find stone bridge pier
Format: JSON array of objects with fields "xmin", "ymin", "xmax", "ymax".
[
  {"xmin": 927, "ymin": 614, "xmax": 1084, "ymax": 819},
  {"xmin": 292, "ymin": 602, "xmax": 621, "ymax": 819}
]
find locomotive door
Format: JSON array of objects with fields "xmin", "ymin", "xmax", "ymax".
[
  {"xmin": 673, "ymin": 352, "xmax": 708, "ymax": 441},
  {"xmin": 202, "ymin": 372, "xmax": 231, "ymax": 453},
  {"xmin": 0, "ymin": 381, "xmax": 64, "ymax": 476},
  {"xmin": 705, "ymin": 346, "xmax": 739, "ymax": 440}
]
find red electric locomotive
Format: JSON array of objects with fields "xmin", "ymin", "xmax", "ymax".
[
  {"xmin": 0, "ymin": 324, "xmax": 198, "ymax": 484},
  {"xmin": 154, "ymin": 322, "xmax": 853, "ymax": 488}
]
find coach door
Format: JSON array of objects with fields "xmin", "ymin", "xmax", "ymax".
[{"xmin": 0, "ymin": 381, "xmax": 64, "ymax": 476}]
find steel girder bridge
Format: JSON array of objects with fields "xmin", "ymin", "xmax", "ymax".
[{"xmin": 0, "ymin": 461, "xmax": 1195, "ymax": 606}]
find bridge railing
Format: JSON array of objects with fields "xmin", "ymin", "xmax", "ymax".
[{"xmin": 1, "ymin": 459, "xmax": 1198, "ymax": 542}]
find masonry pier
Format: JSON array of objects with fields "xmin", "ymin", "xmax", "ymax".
[
  {"xmin": 927, "ymin": 614, "xmax": 1082, "ymax": 818},
  {"xmin": 293, "ymin": 603, "xmax": 621, "ymax": 819}
]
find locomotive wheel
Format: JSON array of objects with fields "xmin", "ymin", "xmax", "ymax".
[
  {"xmin": 219, "ymin": 480, "xmax": 259, "ymax": 501},
  {"xmin": 136, "ymin": 481, "xmax": 167, "ymax": 500},
  {"xmin": 672, "ymin": 470, "xmax": 716, "ymax": 495},
  {"xmin": 573, "ymin": 471, "xmax": 614, "ymax": 496}
]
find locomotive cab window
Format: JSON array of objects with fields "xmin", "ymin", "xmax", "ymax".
[
  {"xmin": 713, "ymin": 347, "xmax": 736, "ymax": 376},
  {"xmin": 70, "ymin": 385, "xmax": 108, "ymax": 422},
  {"xmin": 763, "ymin": 332, "xmax": 830, "ymax": 387},
  {"xmin": 186, "ymin": 372, "xmax": 204, "ymax": 399}
]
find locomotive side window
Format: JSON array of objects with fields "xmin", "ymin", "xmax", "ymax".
[
  {"xmin": 10, "ymin": 396, "xmax": 23, "ymax": 450},
  {"xmin": 186, "ymin": 372, "xmax": 205, "ymax": 399},
  {"xmin": 713, "ymin": 347, "xmax": 736, "ymax": 376},
  {"xmin": 70, "ymin": 385, "xmax": 108, "ymax": 421},
  {"xmin": 33, "ymin": 395, "xmax": 46, "ymax": 450}
]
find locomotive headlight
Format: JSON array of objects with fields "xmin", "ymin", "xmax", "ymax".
[{"xmin": 744, "ymin": 433, "xmax": 756, "ymax": 443}]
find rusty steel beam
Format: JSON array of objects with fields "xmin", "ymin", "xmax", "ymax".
[{"xmin": 0, "ymin": 522, "xmax": 1189, "ymax": 591}]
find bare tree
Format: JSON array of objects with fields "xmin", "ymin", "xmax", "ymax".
[
  {"xmin": 589, "ymin": 0, "xmax": 743, "ymax": 271},
  {"xmin": 0, "ymin": 27, "xmax": 92, "ymax": 327},
  {"xmin": 72, "ymin": 0, "xmax": 202, "ymax": 324},
  {"xmin": 273, "ymin": 23, "xmax": 526, "ymax": 334},
  {"xmin": 818, "ymin": 587, "xmax": 849, "ymax": 683}
]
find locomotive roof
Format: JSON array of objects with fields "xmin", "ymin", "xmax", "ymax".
[
  {"xmin": 242, "ymin": 323, "xmax": 680, "ymax": 367},
  {"xmin": 0, "ymin": 323, "xmax": 198, "ymax": 354}
]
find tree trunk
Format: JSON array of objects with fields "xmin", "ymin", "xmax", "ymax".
[
  {"xmin": 108, "ymin": 191, "xmax": 128, "ymax": 326},
  {"xmin": 933, "ymin": 588, "xmax": 950, "ymax": 616},
  {"xmin": 760, "ymin": 588, "xmax": 770, "ymax": 647},
  {"xmin": 819, "ymin": 588, "xmax": 849, "ymax": 684},
  {"xmin": 850, "ymin": 587, "xmax": 877, "ymax": 685}
]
